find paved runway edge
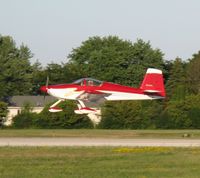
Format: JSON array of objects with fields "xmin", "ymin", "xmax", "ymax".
[{"xmin": 1, "ymin": 138, "xmax": 200, "ymax": 147}]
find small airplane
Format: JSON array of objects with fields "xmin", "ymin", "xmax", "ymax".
[{"xmin": 40, "ymin": 68, "xmax": 165, "ymax": 117}]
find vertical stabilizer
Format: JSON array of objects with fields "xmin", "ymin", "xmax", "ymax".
[{"xmin": 140, "ymin": 68, "xmax": 165, "ymax": 97}]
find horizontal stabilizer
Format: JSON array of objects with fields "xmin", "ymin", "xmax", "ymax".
[{"xmin": 143, "ymin": 90, "xmax": 161, "ymax": 93}]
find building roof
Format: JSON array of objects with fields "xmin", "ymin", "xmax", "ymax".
[{"xmin": 8, "ymin": 96, "xmax": 56, "ymax": 107}]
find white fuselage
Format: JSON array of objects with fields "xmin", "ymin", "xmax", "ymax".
[
  {"xmin": 47, "ymin": 88, "xmax": 83, "ymax": 100},
  {"xmin": 47, "ymin": 88, "xmax": 163, "ymax": 101}
]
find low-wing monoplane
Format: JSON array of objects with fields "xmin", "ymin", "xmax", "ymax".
[{"xmin": 40, "ymin": 68, "xmax": 165, "ymax": 119}]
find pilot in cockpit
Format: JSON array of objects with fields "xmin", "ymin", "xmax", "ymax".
[{"xmin": 88, "ymin": 80, "xmax": 94, "ymax": 86}]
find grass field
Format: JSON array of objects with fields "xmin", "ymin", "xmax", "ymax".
[
  {"xmin": 0, "ymin": 146, "xmax": 200, "ymax": 178},
  {"xmin": 0, "ymin": 129, "xmax": 200, "ymax": 138}
]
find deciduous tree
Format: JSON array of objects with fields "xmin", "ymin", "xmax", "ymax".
[
  {"xmin": 68, "ymin": 36, "xmax": 164, "ymax": 86},
  {"xmin": 0, "ymin": 35, "xmax": 33, "ymax": 100}
]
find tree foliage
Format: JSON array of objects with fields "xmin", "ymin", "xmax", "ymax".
[
  {"xmin": 68, "ymin": 36, "xmax": 164, "ymax": 86},
  {"xmin": 157, "ymin": 95, "xmax": 200, "ymax": 129},
  {"xmin": 0, "ymin": 35, "xmax": 33, "ymax": 100},
  {"xmin": 166, "ymin": 58, "xmax": 187, "ymax": 100},
  {"xmin": 0, "ymin": 101, "xmax": 8, "ymax": 126},
  {"xmin": 36, "ymin": 101, "xmax": 93, "ymax": 129},
  {"xmin": 99, "ymin": 100, "xmax": 163, "ymax": 129},
  {"xmin": 187, "ymin": 51, "xmax": 200, "ymax": 94}
]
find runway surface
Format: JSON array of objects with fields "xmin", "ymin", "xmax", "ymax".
[{"xmin": 0, "ymin": 137, "xmax": 200, "ymax": 147}]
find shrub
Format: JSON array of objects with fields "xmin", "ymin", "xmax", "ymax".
[
  {"xmin": 12, "ymin": 112, "xmax": 38, "ymax": 128},
  {"xmin": 98, "ymin": 100, "xmax": 163, "ymax": 129},
  {"xmin": 0, "ymin": 101, "xmax": 8, "ymax": 127},
  {"xmin": 156, "ymin": 95, "xmax": 200, "ymax": 129},
  {"xmin": 35, "ymin": 100, "xmax": 93, "ymax": 129}
]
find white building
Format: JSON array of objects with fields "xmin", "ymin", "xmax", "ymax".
[{"xmin": 5, "ymin": 96, "xmax": 55, "ymax": 126}]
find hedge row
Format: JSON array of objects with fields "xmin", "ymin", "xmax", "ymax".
[{"xmin": 10, "ymin": 94, "xmax": 200, "ymax": 129}]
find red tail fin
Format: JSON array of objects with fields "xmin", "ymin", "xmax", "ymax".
[{"xmin": 140, "ymin": 68, "xmax": 166, "ymax": 97}]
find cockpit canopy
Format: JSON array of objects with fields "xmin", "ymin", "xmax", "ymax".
[{"xmin": 73, "ymin": 78, "xmax": 103, "ymax": 86}]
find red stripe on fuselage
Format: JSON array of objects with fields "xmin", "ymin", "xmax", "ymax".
[{"xmin": 100, "ymin": 82, "xmax": 142, "ymax": 94}]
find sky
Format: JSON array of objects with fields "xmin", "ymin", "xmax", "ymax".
[{"xmin": 1, "ymin": 0, "xmax": 200, "ymax": 66}]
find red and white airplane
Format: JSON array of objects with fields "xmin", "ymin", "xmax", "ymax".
[{"xmin": 40, "ymin": 68, "xmax": 165, "ymax": 115}]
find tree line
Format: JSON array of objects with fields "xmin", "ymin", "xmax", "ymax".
[{"xmin": 0, "ymin": 34, "xmax": 200, "ymax": 129}]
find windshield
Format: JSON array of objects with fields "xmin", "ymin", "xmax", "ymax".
[{"xmin": 73, "ymin": 78, "xmax": 102, "ymax": 86}]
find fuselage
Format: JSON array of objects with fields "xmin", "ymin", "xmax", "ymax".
[{"xmin": 40, "ymin": 81, "xmax": 164, "ymax": 101}]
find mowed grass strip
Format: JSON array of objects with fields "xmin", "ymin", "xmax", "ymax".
[
  {"xmin": 1, "ymin": 129, "xmax": 200, "ymax": 138},
  {"xmin": 0, "ymin": 147, "xmax": 200, "ymax": 178}
]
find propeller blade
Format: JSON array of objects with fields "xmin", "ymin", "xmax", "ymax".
[
  {"xmin": 44, "ymin": 76, "xmax": 49, "ymax": 100},
  {"xmin": 43, "ymin": 92, "xmax": 46, "ymax": 100},
  {"xmin": 46, "ymin": 76, "xmax": 49, "ymax": 88}
]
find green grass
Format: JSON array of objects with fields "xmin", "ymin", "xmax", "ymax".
[
  {"xmin": 0, "ymin": 146, "xmax": 200, "ymax": 178},
  {"xmin": 1, "ymin": 129, "xmax": 200, "ymax": 138}
]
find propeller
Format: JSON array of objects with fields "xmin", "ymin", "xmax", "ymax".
[
  {"xmin": 46, "ymin": 75, "xmax": 49, "ymax": 88},
  {"xmin": 43, "ymin": 76, "xmax": 49, "ymax": 100}
]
